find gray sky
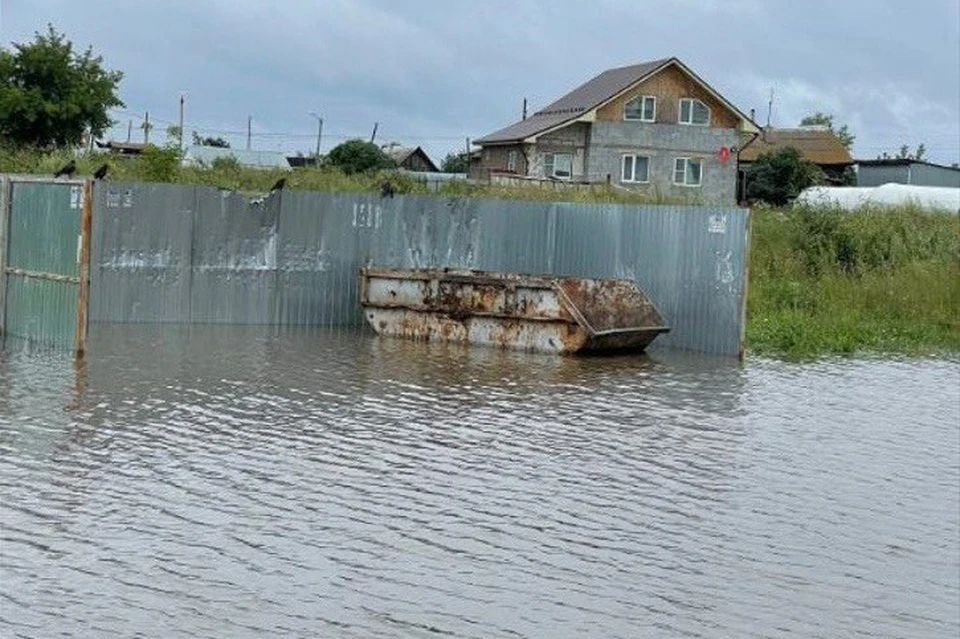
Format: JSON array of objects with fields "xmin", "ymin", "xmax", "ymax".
[{"xmin": 2, "ymin": 0, "xmax": 959, "ymax": 164}]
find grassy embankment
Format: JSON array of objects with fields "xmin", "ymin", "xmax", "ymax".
[
  {"xmin": 748, "ymin": 205, "xmax": 958, "ymax": 359},
  {"xmin": 0, "ymin": 146, "xmax": 683, "ymax": 204},
  {"xmin": 3, "ymin": 148, "xmax": 958, "ymax": 360}
]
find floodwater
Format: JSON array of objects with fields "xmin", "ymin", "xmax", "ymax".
[{"xmin": 1, "ymin": 325, "xmax": 958, "ymax": 639}]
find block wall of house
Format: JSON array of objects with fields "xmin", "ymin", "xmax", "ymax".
[
  {"xmin": 527, "ymin": 123, "xmax": 589, "ymax": 180},
  {"xmin": 587, "ymin": 122, "xmax": 739, "ymax": 203},
  {"xmin": 469, "ymin": 144, "xmax": 529, "ymax": 180},
  {"xmin": 595, "ymin": 64, "xmax": 740, "ymax": 129}
]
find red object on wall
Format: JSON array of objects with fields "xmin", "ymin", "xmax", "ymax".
[{"xmin": 718, "ymin": 145, "xmax": 731, "ymax": 163}]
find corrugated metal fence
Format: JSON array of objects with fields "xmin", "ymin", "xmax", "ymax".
[
  {"xmin": 0, "ymin": 176, "xmax": 91, "ymax": 351},
  {"xmin": 2, "ymin": 177, "xmax": 750, "ymax": 356}
]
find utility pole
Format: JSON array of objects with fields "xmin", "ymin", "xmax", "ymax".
[
  {"xmin": 178, "ymin": 93, "xmax": 185, "ymax": 153},
  {"xmin": 247, "ymin": 115, "xmax": 252, "ymax": 150},
  {"xmin": 766, "ymin": 88, "xmax": 774, "ymax": 128},
  {"xmin": 309, "ymin": 111, "xmax": 323, "ymax": 157},
  {"xmin": 370, "ymin": 122, "xmax": 378, "ymax": 144},
  {"xmin": 143, "ymin": 111, "xmax": 150, "ymax": 144},
  {"xmin": 126, "ymin": 120, "xmax": 132, "ymax": 142},
  {"xmin": 522, "ymin": 98, "xmax": 527, "ymax": 120}
]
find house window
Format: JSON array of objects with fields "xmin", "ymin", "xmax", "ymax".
[
  {"xmin": 624, "ymin": 96, "xmax": 656, "ymax": 122},
  {"xmin": 674, "ymin": 157, "xmax": 702, "ymax": 186},
  {"xmin": 544, "ymin": 153, "xmax": 572, "ymax": 179},
  {"xmin": 621, "ymin": 154, "xmax": 650, "ymax": 183},
  {"xmin": 679, "ymin": 98, "xmax": 710, "ymax": 126},
  {"xmin": 507, "ymin": 150, "xmax": 518, "ymax": 172}
]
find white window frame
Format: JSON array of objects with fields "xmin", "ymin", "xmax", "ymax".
[
  {"xmin": 624, "ymin": 95, "xmax": 656, "ymax": 122},
  {"xmin": 507, "ymin": 150, "xmax": 518, "ymax": 172},
  {"xmin": 673, "ymin": 157, "xmax": 703, "ymax": 187},
  {"xmin": 543, "ymin": 152, "xmax": 573, "ymax": 180},
  {"xmin": 621, "ymin": 154, "xmax": 650, "ymax": 183},
  {"xmin": 678, "ymin": 98, "xmax": 710, "ymax": 126}
]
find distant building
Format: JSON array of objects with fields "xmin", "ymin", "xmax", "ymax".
[
  {"xmin": 855, "ymin": 158, "xmax": 960, "ymax": 188},
  {"xmin": 737, "ymin": 126, "xmax": 855, "ymax": 200},
  {"xmin": 472, "ymin": 57, "xmax": 759, "ymax": 204},
  {"xmin": 96, "ymin": 140, "xmax": 148, "ymax": 156},
  {"xmin": 181, "ymin": 146, "xmax": 292, "ymax": 170},
  {"xmin": 382, "ymin": 145, "xmax": 439, "ymax": 172},
  {"xmin": 286, "ymin": 155, "xmax": 319, "ymax": 168}
]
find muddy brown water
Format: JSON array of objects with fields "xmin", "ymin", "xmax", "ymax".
[{"xmin": 1, "ymin": 325, "xmax": 958, "ymax": 638}]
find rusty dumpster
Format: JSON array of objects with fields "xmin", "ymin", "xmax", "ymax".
[{"xmin": 358, "ymin": 267, "xmax": 669, "ymax": 354}]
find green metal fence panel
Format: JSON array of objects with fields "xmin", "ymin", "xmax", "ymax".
[
  {"xmin": 3, "ymin": 181, "xmax": 81, "ymax": 348},
  {"xmin": 3, "ymin": 276, "xmax": 78, "ymax": 347},
  {"xmin": 8, "ymin": 183, "xmax": 82, "ymax": 276}
]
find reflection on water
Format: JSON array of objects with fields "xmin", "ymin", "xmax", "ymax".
[{"xmin": 2, "ymin": 325, "xmax": 958, "ymax": 638}]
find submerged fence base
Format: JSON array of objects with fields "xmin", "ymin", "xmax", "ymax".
[{"xmin": 1, "ymin": 177, "xmax": 750, "ymax": 356}]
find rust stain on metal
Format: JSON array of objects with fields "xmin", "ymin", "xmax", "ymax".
[{"xmin": 358, "ymin": 267, "xmax": 669, "ymax": 355}]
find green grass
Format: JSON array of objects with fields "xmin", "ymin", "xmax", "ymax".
[
  {"xmin": 747, "ymin": 205, "xmax": 960, "ymax": 359},
  {"xmin": 4, "ymin": 147, "xmax": 958, "ymax": 360},
  {"xmin": 0, "ymin": 146, "xmax": 695, "ymax": 205}
]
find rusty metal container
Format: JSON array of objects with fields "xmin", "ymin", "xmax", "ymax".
[{"xmin": 358, "ymin": 267, "xmax": 669, "ymax": 354}]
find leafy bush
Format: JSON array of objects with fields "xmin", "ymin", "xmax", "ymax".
[
  {"xmin": 326, "ymin": 139, "xmax": 395, "ymax": 175},
  {"xmin": 745, "ymin": 146, "xmax": 824, "ymax": 206},
  {"xmin": 138, "ymin": 145, "xmax": 180, "ymax": 182}
]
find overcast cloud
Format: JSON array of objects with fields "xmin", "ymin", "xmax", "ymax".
[{"xmin": 2, "ymin": 0, "xmax": 958, "ymax": 164}]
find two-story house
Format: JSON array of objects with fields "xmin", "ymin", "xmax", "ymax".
[{"xmin": 472, "ymin": 57, "xmax": 759, "ymax": 203}]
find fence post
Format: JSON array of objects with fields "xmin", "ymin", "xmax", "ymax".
[
  {"xmin": 738, "ymin": 208, "xmax": 752, "ymax": 362},
  {"xmin": 74, "ymin": 179, "xmax": 93, "ymax": 356},
  {"xmin": 0, "ymin": 176, "xmax": 9, "ymax": 338}
]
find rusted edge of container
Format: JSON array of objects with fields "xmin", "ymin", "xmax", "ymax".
[{"xmin": 359, "ymin": 267, "xmax": 671, "ymax": 354}]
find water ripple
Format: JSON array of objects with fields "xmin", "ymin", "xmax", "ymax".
[{"xmin": 1, "ymin": 326, "xmax": 958, "ymax": 638}]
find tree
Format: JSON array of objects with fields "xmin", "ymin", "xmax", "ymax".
[
  {"xmin": 327, "ymin": 139, "xmax": 395, "ymax": 174},
  {"xmin": 877, "ymin": 143, "xmax": 926, "ymax": 160},
  {"xmin": 799, "ymin": 112, "xmax": 855, "ymax": 151},
  {"xmin": 440, "ymin": 151, "xmax": 470, "ymax": 173},
  {"xmin": 0, "ymin": 25, "xmax": 124, "ymax": 148},
  {"xmin": 166, "ymin": 125, "xmax": 182, "ymax": 144},
  {"xmin": 745, "ymin": 146, "xmax": 824, "ymax": 206},
  {"xmin": 191, "ymin": 130, "xmax": 230, "ymax": 148}
]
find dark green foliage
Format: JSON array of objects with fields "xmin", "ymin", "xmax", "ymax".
[
  {"xmin": 139, "ymin": 145, "xmax": 180, "ymax": 182},
  {"xmin": 326, "ymin": 139, "xmax": 395, "ymax": 174},
  {"xmin": 192, "ymin": 131, "xmax": 230, "ymax": 148},
  {"xmin": 0, "ymin": 25, "xmax": 124, "ymax": 148},
  {"xmin": 440, "ymin": 151, "xmax": 470, "ymax": 173},
  {"xmin": 745, "ymin": 146, "xmax": 824, "ymax": 206}
]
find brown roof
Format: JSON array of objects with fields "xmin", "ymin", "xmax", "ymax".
[
  {"xmin": 475, "ymin": 58, "xmax": 672, "ymax": 144},
  {"xmin": 739, "ymin": 128, "xmax": 853, "ymax": 165},
  {"xmin": 475, "ymin": 57, "xmax": 758, "ymax": 145}
]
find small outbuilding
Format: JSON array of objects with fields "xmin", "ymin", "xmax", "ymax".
[
  {"xmin": 855, "ymin": 158, "xmax": 960, "ymax": 188},
  {"xmin": 382, "ymin": 145, "xmax": 439, "ymax": 172}
]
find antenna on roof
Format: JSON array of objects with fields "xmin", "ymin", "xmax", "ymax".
[
  {"xmin": 370, "ymin": 122, "xmax": 379, "ymax": 143},
  {"xmin": 766, "ymin": 88, "xmax": 774, "ymax": 128},
  {"xmin": 522, "ymin": 98, "xmax": 528, "ymax": 121}
]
